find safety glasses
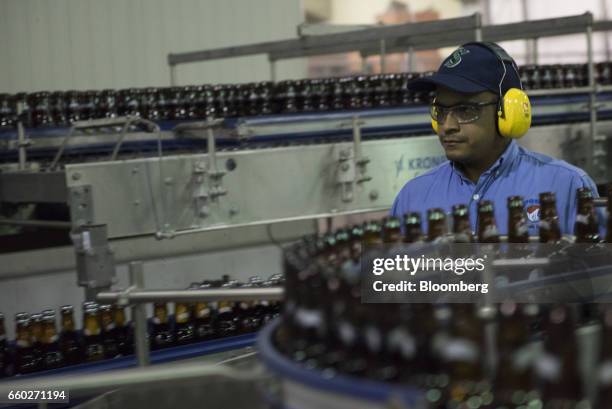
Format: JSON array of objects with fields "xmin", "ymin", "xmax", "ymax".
[{"xmin": 430, "ymin": 101, "xmax": 498, "ymax": 124}]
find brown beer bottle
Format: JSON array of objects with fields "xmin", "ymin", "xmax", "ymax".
[
  {"xmin": 194, "ymin": 282, "xmax": 215, "ymax": 341},
  {"xmin": 30, "ymin": 313, "xmax": 44, "ymax": 371},
  {"xmin": 59, "ymin": 305, "xmax": 82, "ymax": 365},
  {"xmin": 150, "ymin": 302, "xmax": 175, "ymax": 350},
  {"xmin": 539, "ymin": 192, "xmax": 561, "ymax": 243},
  {"xmin": 216, "ymin": 286, "xmax": 238, "ymax": 338},
  {"xmin": 535, "ymin": 305, "xmax": 582, "ymax": 404},
  {"xmin": 477, "ymin": 200, "xmax": 500, "ymax": 243},
  {"xmin": 14, "ymin": 313, "xmax": 37, "ymax": 374},
  {"xmin": 363, "ymin": 305, "xmax": 398, "ymax": 382},
  {"xmin": 247, "ymin": 276, "xmax": 265, "ymax": 330},
  {"xmin": 508, "ymin": 195, "xmax": 529, "ymax": 243},
  {"xmin": 83, "ymin": 306, "xmax": 105, "ymax": 362},
  {"xmin": 0, "ymin": 313, "xmax": 5, "ymax": 377},
  {"xmin": 41, "ymin": 312, "xmax": 64, "ymax": 370},
  {"xmin": 332, "ymin": 232, "xmax": 365, "ymax": 374},
  {"xmin": 349, "ymin": 224, "xmax": 364, "ymax": 261},
  {"xmin": 452, "ymin": 204, "xmax": 473, "ymax": 243},
  {"xmin": 606, "ymin": 183, "xmax": 612, "ymax": 242},
  {"xmin": 442, "ymin": 304, "xmax": 486, "ymax": 405},
  {"xmin": 597, "ymin": 305, "xmax": 612, "ymax": 406},
  {"xmin": 112, "ymin": 304, "xmax": 133, "ymax": 355},
  {"xmin": 385, "ymin": 304, "xmax": 417, "ymax": 382},
  {"xmin": 100, "ymin": 304, "xmax": 119, "ymax": 359},
  {"xmin": 319, "ymin": 230, "xmax": 351, "ymax": 370},
  {"xmin": 194, "ymin": 299, "xmax": 215, "ymax": 341},
  {"xmin": 174, "ymin": 300, "xmax": 195, "ymax": 345},
  {"xmin": 575, "ymin": 187, "xmax": 600, "ymax": 243},
  {"xmin": 363, "ymin": 220, "xmax": 383, "ymax": 245},
  {"xmin": 283, "ymin": 239, "xmax": 316, "ymax": 360},
  {"xmin": 492, "ymin": 302, "xmax": 539, "ymax": 407},
  {"xmin": 427, "ymin": 208, "xmax": 448, "ymax": 241},
  {"xmin": 277, "ymin": 243, "xmax": 306, "ymax": 354},
  {"xmin": 411, "ymin": 303, "xmax": 441, "ymax": 376},
  {"xmin": 403, "ymin": 212, "xmax": 424, "ymax": 243},
  {"xmin": 382, "ymin": 216, "xmax": 402, "ymax": 243},
  {"xmin": 236, "ymin": 287, "xmax": 256, "ymax": 335},
  {"xmin": 301, "ymin": 234, "xmax": 335, "ymax": 365}
]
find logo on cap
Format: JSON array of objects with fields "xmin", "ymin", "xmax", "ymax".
[{"xmin": 444, "ymin": 48, "xmax": 470, "ymax": 68}]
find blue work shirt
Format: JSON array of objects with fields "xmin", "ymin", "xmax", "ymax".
[{"xmin": 391, "ymin": 140, "xmax": 600, "ymax": 236}]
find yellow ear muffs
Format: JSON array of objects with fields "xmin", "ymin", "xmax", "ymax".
[{"xmin": 497, "ymin": 88, "xmax": 531, "ymax": 139}]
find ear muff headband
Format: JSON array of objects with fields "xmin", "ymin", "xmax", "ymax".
[
  {"xmin": 431, "ymin": 42, "xmax": 531, "ymax": 139},
  {"xmin": 431, "ymin": 97, "xmax": 439, "ymax": 134}
]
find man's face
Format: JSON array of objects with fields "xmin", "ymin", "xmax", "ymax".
[{"xmin": 434, "ymin": 87, "xmax": 502, "ymax": 165}]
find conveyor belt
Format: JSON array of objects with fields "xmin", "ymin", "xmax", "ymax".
[
  {"xmin": 8, "ymin": 332, "xmax": 256, "ymax": 380},
  {"xmin": 0, "ymin": 333, "xmax": 256, "ymax": 409},
  {"xmin": 1, "ymin": 91, "xmax": 611, "ymax": 164}
]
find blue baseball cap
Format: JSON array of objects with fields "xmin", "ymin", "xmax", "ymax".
[{"xmin": 408, "ymin": 42, "xmax": 522, "ymax": 95}]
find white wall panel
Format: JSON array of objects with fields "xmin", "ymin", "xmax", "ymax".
[{"xmin": 0, "ymin": 0, "xmax": 306, "ymax": 93}]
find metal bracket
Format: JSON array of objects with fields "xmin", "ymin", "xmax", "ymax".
[
  {"xmin": 49, "ymin": 116, "xmax": 161, "ymax": 170},
  {"xmin": 337, "ymin": 116, "xmax": 372, "ymax": 190},
  {"xmin": 192, "ymin": 160, "xmax": 210, "ymax": 219},
  {"xmin": 336, "ymin": 148, "xmax": 356, "ymax": 203},
  {"xmin": 334, "ymin": 116, "xmax": 373, "ymax": 202},
  {"xmin": 174, "ymin": 120, "xmax": 228, "ymax": 202},
  {"xmin": 71, "ymin": 223, "xmax": 117, "ymax": 301},
  {"xmin": 351, "ymin": 116, "xmax": 372, "ymax": 184},
  {"xmin": 206, "ymin": 128, "xmax": 227, "ymax": 200},
  {"xmin": 68, "ymin": 185, "xmax": 94, "ymax": 228}
]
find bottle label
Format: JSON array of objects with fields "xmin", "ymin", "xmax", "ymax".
[
  {"xmin": 45, "ymin": 334, "xmax": 59, "ymax": 344},
  {"xmin": 534, "ymin": 352, "xmax": 561, "ymax": 381},
  {"xmin": 218, "ymin": 306, "xmax": 233, "ymax": 314},
  {"xmin": 338, "ymin": 321, "xmax": 356, "ymax": 346},
  {"xmin": 341, "ymin": 261, "xmax": 360, "ymax": 284},
  {"xmin": 197, "ymin": 308, "xmax": 211, "ymax": 318},
  {"xmin": 539, "ymin": 220, "xmax": 551, "ymax": 230},
  {"xmin": 454, "ymin": 233, "xmax": 471, "ymax": 243},
  {"xmin": 87, "ymin": 344, "xmax": 103, "ymax": 356},
  {"xmin": 515, "ymin": 223, "xmax": 529, "ymax": 236},
  {"xmin": 176, "ymin": 312, "xmax": 190, "ymax": 323},
  {"xmin": 387, "ymin": 327, "xmax": 416, "ymax": 359},
  {"xmin": 152, "ymin": 317, "xmax": 162, "ymax": 325},
  {"xmin": 442, "ymin": 338, "xmax": 478, "ymax": 363},
  {"xmin": 575, "ymin": 214, "xmax": 590, "ymax": 225},
  {"xmin": 84, "ymin": 328, "xmax": 101, "ymax": 336},
  {"xmin": 599, "ymin": 361, "xmax": 612, "ymax": 385},
  {"xmin": 511, "ymin": 344, "xmax": 538, "ymax": 371},
  {"xmin": 16, "ymin": 339, "xmax": 30, "ymax": 348},
  {"xmin": 482, "ymin": 225, "xmax": 499, "ymax": 239},
  {"xmin": 260, "ymin": 301, "xmax": 270, "ymax": 307},
  {"xmin": 295, "ymin": 308, "xmax": 322, "ymax": 328},
  {"xmin": 365, "ymin": 326, "xmax": 382, "ymax": 353},
  {"xmin": 104, "ymin": 323, "xmax": 116, "ymax": 331}
]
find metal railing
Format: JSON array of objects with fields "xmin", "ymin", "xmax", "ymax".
[{"xmin": 95, "ymin": 261, "xmax": 284, "ymax": 367}]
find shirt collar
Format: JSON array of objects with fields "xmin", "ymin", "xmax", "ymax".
[
  {"xmin": 483, "ymin": 139, "xmax": 519, "ymax": 176},
  {"xmin": 451, "ymin": 140, "xmax": 519, "ymax": 184}
]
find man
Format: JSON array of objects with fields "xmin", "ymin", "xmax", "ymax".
[{"xmin": 391, "ymin": 42, "xmax": 598, "ymax": 236}]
